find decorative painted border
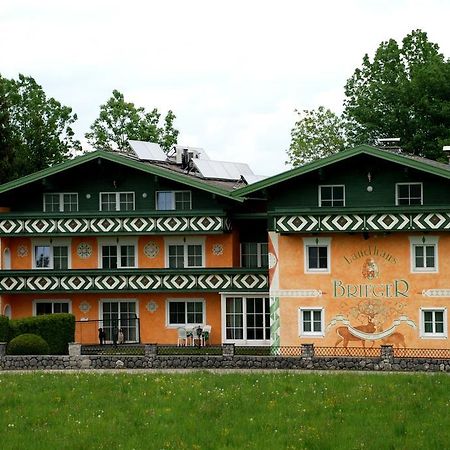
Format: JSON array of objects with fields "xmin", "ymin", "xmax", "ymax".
[
  {"xmin": 0, "ymin": 216, "xmax": 230, "ymax": 235},
  {"xmin": 270, "ymin": 289, "xmax": 322, "ymax": 297},
  {"xmin": 275, "ymin": 212, "xmax": 450, "ymax": 233},
  {"xmin": 0, "ymin": 272, "xmax": 268, "ymax": 293},
  {"xmin": 422, "ymin": 289, "xmax": 450, "ymax": 297}
]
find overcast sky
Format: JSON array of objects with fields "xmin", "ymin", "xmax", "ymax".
[{"xmin": 1, "ymin": 0, "xmax": 450, "ymax": 176}]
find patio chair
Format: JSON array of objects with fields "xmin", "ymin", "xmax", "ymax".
[
  {"xmin": 202, "ymin": 325, "xmax": 211, "ymax": 345},
  {"xmin": 177, "ymin": 327, "xmax": 188, "ymax": 346},
  {"xmin": 191, "ymin": 326, "xmax": 204, "ymax": 347},
  {"xmin": 185, "ymin": 326, "xmax": 194, "ymax": 346}
]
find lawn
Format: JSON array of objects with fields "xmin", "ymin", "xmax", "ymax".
[{"xmin": 0, "ymin": 371, "xmax": 449, "ymax": 449}]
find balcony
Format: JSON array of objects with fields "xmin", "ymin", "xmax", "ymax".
[
  {"xmin": 0, "ymin": 211, "xmax": 231, "ymax": 236},
  {"xmin": 272, "ymin": 206, "xmax": 450, "ymax": 233},
  {"xmin": 0, "ymin": 268, "xmax": 268, "ymax": 293}
]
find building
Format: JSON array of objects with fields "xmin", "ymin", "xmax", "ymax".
[
  {"xmin": 240, "ymin": 144, "xmax": 450, "ymax": 349},
  {"xmin": 0, "ymin": 143, "xmax": 448, "ymax": 349},
  {"xmin": 0, "ymin": 143, "xmax": 270, "ymax": 346}
]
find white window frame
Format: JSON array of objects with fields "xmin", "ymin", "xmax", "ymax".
[
  {"xmin": 32, "ymin": 238, "xmax": 72, "ymax": 270},
  {"xmin": 164, "ymin": 237, "xmax": 205, "ymax": 268},
  {"xmin": 99, "ymin": 299, "xmax": 140, "ymax": 343},
  {"xmin": 166, "ymin": 298, "xmax": 205, "ymax": 328},
  {"xmin": 221, "ymin": 294, "xmax": 271, "ymax": 345},
  {"xmin": 240, "ymin": 242, "xmax": 268, "ymax": 268},
  {"xmin": 303, "ymin": 237, "xmax": 331, "ymax": 274},
  {"xmin": 409, "ymin": 236, "xmax": 438, "ymax": 273},
  {"xmin": 419, "ymin": 308, "xmax": 447, "ymax": 339},
  {"xmin": 395, "ymin": 182, "xmax": 423, "ymax": 206},
  {"xmin": 98, "ymin": 238, "xmax": 137, "ymax": 269},
  {"xmin": 156, "ymin": 190, "xmax": 192, "ymax": 211},
  {"xmin": 299, "ymin": 307, "xmax": 325, "ymax": 337},
  {"xmin": 318, "ymin": 185, "xmax": 345, "ymax": 207},
  {"xmin": 33, "ymin": 299, "xmax": 72, "ymax": 316},
  {"xmin": 99, "ymin": 192, "xmax": 135, "ymax": 211},
  {"xmin": 43, "ymin": 193, "xmax": 79, "ymax": 212}
]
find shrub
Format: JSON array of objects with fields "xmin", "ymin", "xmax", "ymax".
[
  {"xmin": 7, "ymin": 333, "xmax": 50, "ymax": 355},
  {"xmin": 9, "ymin": 314, "xmax": 75, "ymax": 355},
  {"xmin": 0, "ymin": 315, "xmax": 10, "ymax": 342}
]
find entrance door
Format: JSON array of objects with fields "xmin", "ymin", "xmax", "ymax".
[
  {"xmin": 223, "ymin": 296, "xmax": 270, "ymax": 345},
  {"xmin": 101, "ymin": 300, "xmax": 139, "ymax": 342}
]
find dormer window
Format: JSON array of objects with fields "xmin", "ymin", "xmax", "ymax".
[
  {"xmin": 156, "ymin": 191, "xmax": 191, "ymax": 211},
  {"xmin": 100, "ymin": 192, "xmax": 135, "ymax": 211},
  {"xmin": 43, "ymin": 193, "xmax": 78, "ymax": 212},
  {"xmin": 319, "ymin": 185, "xmax": 345, "ymax": 207},
  {"xmin": 396, "ymin": 183, "xmax": 423, "ymax": 205}
]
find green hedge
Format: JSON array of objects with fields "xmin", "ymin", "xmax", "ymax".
[
  {"xmin": 0, "ymin": 315, "xmax": 10, "ymax": 342},
  {"xmin": 9, "ymin": 314, "xmax": 75, "ymax": 355},
  {"xmin": 7, "ymin": 333, "xmax": 50, "ymax": 355}
]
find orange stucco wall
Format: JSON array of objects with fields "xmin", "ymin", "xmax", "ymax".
[
  {"xmin": 6, "ymin": 292, "xmax": 222, "ymax": 345},
  {"xmin": 71, "ymin": 237, "xmax": 98, "ymax": 269},
  {"xmin": 275, "ymin": 232, "xmax": 450, "ymax": 349},
  {"xmin": 9, "ymin": 238, "xmax": 32, "ymax": 269},
  {"xmin": 4, "ymin": 232, "xmax": 240, "ymax": 270}
]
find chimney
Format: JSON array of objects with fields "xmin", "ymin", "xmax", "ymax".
[
  {"xmin": 181, "ymin": 148, "xmax": 189, "ymax": 170},
  {"xmin": 443, "ymin": 146, "xmax": 450, "ymax": 164},
  {"xmin": 377, "ymin": 138, "xmax": 401, "ymax": 152}
]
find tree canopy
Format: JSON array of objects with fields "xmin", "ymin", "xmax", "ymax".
[
  {"xmin": 0, "ymin": 74, "xmax": 80, "ymax": 182},
  {"xmin": 288, "ymin": 30, "xmax": 450, "ymax": 166},
  {"xmin": 287, "ymin": 107, "xmax": 348, "ymax": 166},
  {"xmin": 85, "ymin": 90, "xmax": 179, "ymax": 153}
]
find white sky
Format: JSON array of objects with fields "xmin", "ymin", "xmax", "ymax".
[{"xmin": 1, "ymin": 0, "xmax": 450, "ymax": 176}]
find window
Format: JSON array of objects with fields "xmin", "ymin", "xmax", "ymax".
[
  {"xmin": 34, "ymin": 300, "xmax": 70, "ymax": 315},
  {"xmin": 3, "ymin": 304, "xmax": 11, "ymax": 319},
  {"xmin": 99, "ymin": 239, "xmax": 136, "ymax": 268},
  {"xmin": 156, "ymin": 191, "xmax": 191, "ymax": 210},
  {"xmin": 167, "ymin": 300, "xmax": 204, "ymax": 326},
  {"xmin": 222, "ymin": 296, "xmax": 270, "ymax": 343},
  {"xmin": 299, "ymin": 308, "xmax": 324, "ymax": 337},
  {"xmin": 319, "ymin": 185, "xmax": 345, "ymax": 207},
  {"xmin": 241, "ymin": 242, "xmax": 268, "ymax": 268},
  {"xmin": 43, "ymin": 193, "xmax": 78, "ymax": 212},
  {"xmin": 303, "ymin": 237, "xmax": 331, "ymax": 273},
  {"xmin": 165, "ymin": 237, "xmax": 204, "ymax": 268},
  {"xmin": 101, "ymin": 300, "xmax": 138, "ymax": 342},
  {"xmin": 100, "ymin": 192, "xmax": 135, "ymax": 211},
  {"xmin": 409, "ymin": 236, "xmax": 438, "ymax": 272},
  {"xmin": 33, "ymin": 239, "xmax": 70, "ymax": 269},
  {"xmin": 420, "ymin": 308, "xmax": 447, "ymax": 338},
  {"xmin": 396, "ymin": 183, "xmax": 423, "ymax": 205}
]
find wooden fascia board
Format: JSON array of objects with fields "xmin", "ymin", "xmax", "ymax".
[
  {"xmin": 0, "ymin": 151, "xmax": 243, "ymax": 203},
  {"xmin": 233, "ymin": 145, "xmax": 450, "ymax": 198}
]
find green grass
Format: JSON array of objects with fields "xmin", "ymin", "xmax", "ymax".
[{"xmin": 0, "ymin": 372, "xmax": 449, "ymax": 449}]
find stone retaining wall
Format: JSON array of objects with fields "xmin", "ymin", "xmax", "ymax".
[
  {"xmin": 1, "ymin": 354, "xmax": 449, "ymax": 372},
  {"xmin": 0, "ymin": 343, "xmax": 449, "ymax": 372}
]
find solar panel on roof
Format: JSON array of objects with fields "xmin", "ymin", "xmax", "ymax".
[
  {"xmin": 193, "ymin": 159, "xmax": 254, "ymax": 180},
  {"xmin": 242, "ymin": 174, "xmax": 268, "ymax": 185},
  {"xmin": 128, "ymin": 140, "xmax": 167, "ymax": 162}
]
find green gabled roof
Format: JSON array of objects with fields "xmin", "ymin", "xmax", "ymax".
[
  {"xmin": 233, "ymin": 144, "xmax": 450, "ymax": 197},
  {"xmin": 0, "ymin": 150, "xmax": 244, "ymax": 202}
]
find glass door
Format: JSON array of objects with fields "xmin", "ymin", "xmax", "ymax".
[{"xmin": 101, "ymin": 301, "xmax": 138, "ymax": 342}]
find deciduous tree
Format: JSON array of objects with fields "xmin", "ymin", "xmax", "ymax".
[
  {"xmin": 287, "ymin": 106, "xmax": 348, "ymax": 166},
  {"xmin": 0, "ymin": 74, "xmax": 80, "ymax": 182},
  {"xmin": 288, "ymin": 30, "xmax": 450, "ymax": 166},
  {"xmin": 0, "ymin": 76, "xmax": 17, "ymax": 182},
  {"xmin": 85, "ymin": 90, "xmax": 179, "ymax": 153},
  {"xmin": 344, "ymin": 29, "xmax": 450, "ymax": 160}
]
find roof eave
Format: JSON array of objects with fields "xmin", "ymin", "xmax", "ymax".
[
  {"xmin": 0, "ymin": 150, "xmax": 244, "ymax": 203},
  {"xmin": 232, "ymin": 145, "xmax": 450, "ymax": 197}
]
